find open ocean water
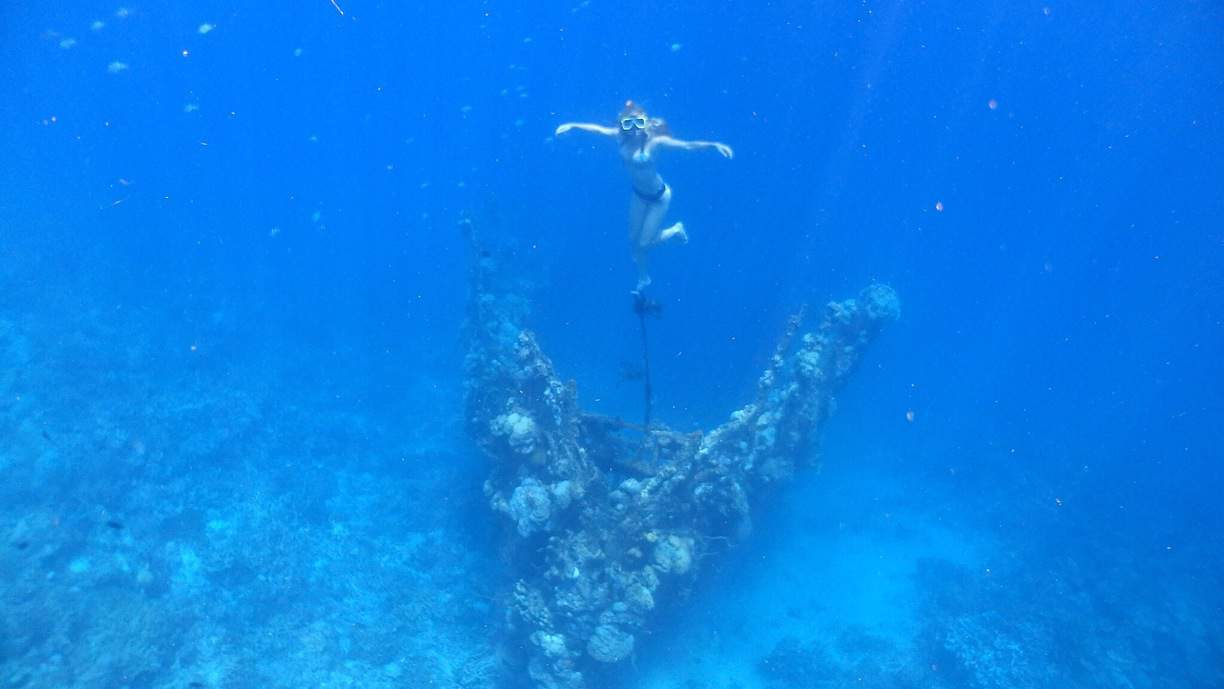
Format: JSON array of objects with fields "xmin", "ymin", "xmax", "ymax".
[{"xmin": 1, "ymin": 2, "xmax": 1221, "ymax": 688}]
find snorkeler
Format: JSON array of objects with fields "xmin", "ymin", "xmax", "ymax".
[{"xmin": 555, "ymin": 100, "xmax": 733, "ymax": 291}]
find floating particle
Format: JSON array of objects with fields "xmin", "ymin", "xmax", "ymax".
[
  {"xmin": 184, "ymin": 103, "xmax": 199, "ymax": 113},
  {"xmin": 269, "ymin": 227, "xmax": 281, "ymax": 238},
  {"xmin": 311, "ymin": 211, "xmax": 321, "ymax": 223},
  {"xmin": 1042, "ymin": 6, "xmax": 1051, "ymax": 16},
  {"xmin": 198, "ymin": 23, "xmax": 215, "ymax": 35},
  {"xmin": 514, "ymin": 118, "xmax": 525, "ymax": 128},
  {"xmin": 670, "ymin": 42, "xmax": 683, "ymax": 52},
  {"xmin": 934, "ymin": 200, "xmax": 944, "ymax": 212},
  {"xmin": 522, "ymin": 36, "xmax": 534, "ymax": 44},
  {"xmin": 905, "ymin": 409, "xmax": 916, "ymax": 422},
  {"xmin": 91, "ymin": 20, "xmax": 106, "ymax": 31},
  {"xmin": 107, "ymin": 60, "xmax": 129, "ymax": 73},
  {"xmin": 115, "ymin": 7, "xmax": 130, "ymax": 18},
  {"xmin": 460, "ymin": 105, "xmax": 473, "ymax": 114},
  {"xmin": 181, "ymin": 49, "xmax": 190, "ymax": 57},
  {"xmin": 987, "ymin": 98, "xmax": 998, "ymax": 110},
  {"xmin": 59, "ymin": 38, "xmax": 77, "ymax": 49},
  {"xmin": 293, "ymin": 47, "xmax": 302, "ymax": 57}
]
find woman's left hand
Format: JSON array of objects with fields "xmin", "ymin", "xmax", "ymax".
[{"xmin": 714, "ymin": 143, "xmax": 734, "ymax": 159}]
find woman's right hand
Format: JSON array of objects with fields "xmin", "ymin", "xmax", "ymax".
[{"xmin": 555, "ymin": 123, "xmax": 574, "ymax": 136}]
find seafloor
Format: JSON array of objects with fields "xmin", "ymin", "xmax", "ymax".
[{"xmin": 2, "ymin": 242, "xmax": 1220, "ymax": 689}]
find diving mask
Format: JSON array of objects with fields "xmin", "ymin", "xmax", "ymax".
[{"xmin": 620, "ymin": 115, "xmax": 648, "ymax": 131}]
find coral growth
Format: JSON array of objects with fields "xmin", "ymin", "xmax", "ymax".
[{"xmin": 461, "ymin": 217, "xmax": 900, "ymax": 689}]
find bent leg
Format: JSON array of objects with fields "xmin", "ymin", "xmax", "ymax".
[
  {"xmin": 638, "ymin": 186, "xmax": 674, "ymax": 249},
  {"xmin": 659, "ymin": 221, "xmax": 687, "ymax": 244},
  {"xmin": 629, "ymin": 186, "xmax": 685, "ymax": 290}
]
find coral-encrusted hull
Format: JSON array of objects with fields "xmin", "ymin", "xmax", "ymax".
[{"xmin": 461, "ymin": 218, "xmax": 899, "ymax": 689}]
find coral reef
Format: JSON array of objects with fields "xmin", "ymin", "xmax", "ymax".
[
  {"xmin": 0, "ymin": 286, "xmax": 500, "ymax": 689},
  {"xmin": 462, "ymin": 217, "xmax": 901, "ymax": 689}
]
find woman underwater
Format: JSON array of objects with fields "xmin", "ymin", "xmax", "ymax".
[{"xmin": 555, "ymin": 101, "xmax": 733, "ymax": 291}]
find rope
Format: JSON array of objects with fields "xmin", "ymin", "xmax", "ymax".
[
  {"xmin": 632, "ymin": 291, "xmax": 662, "ymax": 458},
  {"xmin": 636, "ymin": 302, "xmax": 654, "ymax": 431}
]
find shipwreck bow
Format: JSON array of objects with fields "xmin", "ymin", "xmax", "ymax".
[{"xmin": 461, "ymin": 217, "xmax": 900, "ymax": 689}]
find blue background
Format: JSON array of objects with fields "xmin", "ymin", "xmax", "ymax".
[{"xmin": 1, "ymin": 1, "xmax": 1221, "ymax": 687}]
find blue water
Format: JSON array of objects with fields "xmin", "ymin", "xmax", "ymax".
[{"xmin": 1, "ymin": 2, "xmax": 1221, "ymax": 688}]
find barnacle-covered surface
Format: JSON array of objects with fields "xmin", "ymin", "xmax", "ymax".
[{"xmin": 463, "ymin": 218, "xmax": 900, "ymax": 689}]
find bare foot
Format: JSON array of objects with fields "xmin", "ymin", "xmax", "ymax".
[
  {"xmin": 636, "ymin": 274, "xmax": 652, "ymax": 291},
  {"xmin": 660, "ymin": 222, "xmax": 688, "ymax": 244}
]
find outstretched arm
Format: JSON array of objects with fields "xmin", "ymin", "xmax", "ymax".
[
  {"xmin": 645, "ymin": 135, "xmax": 734, "ymax": 159},
  {"xmin": 555, "ymin": 122, "xmax": 619, "ymax": 137}
]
